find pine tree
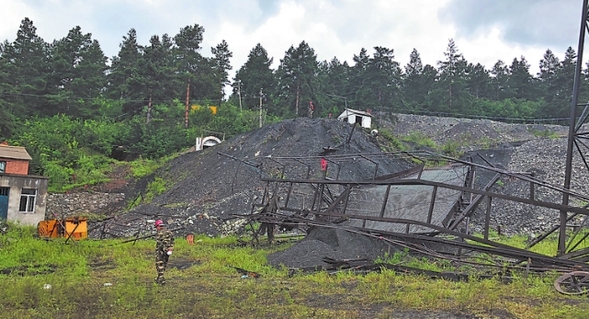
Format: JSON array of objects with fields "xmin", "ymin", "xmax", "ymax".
[
  {"xmin": 365, "ymin": 46, "xmax": 402, "ymax": 111},
  {"xmin": 434, "ymin": 39, "xmax": 470, "ymax": 112},
  {"xmin": 275, "ymin": 41, "xmax": 318, "ymax": 117},
  {"xmin": 141, "ymin": 34, "xmax": 177, "ymax": 123},
  {"xmin": 490, "ymin": 60, "xmax": 509, "ymax": 101},
  {"xmin": 322, "ymin": 57, "xmax": 351, "ymax": 112},
  {"xmin": 556, "ymin": 47, "xmax": 576, "ymax": 99},
  {"xmin": 506, "ymin": 56, "xmax": 535, "ymax": 100},
  {"xmin": 349, "ymin": 48, "xmax": 370, "ymax": 108},
  {"xmin": 403, "ymin": 48, "xmax": 431, "ymax": 110},
  {"xmin": 48, "ymin": 26, "xmax": 108, "ymax": 118},
  {"xmin": 107, "ymin": 28, "xmax": 144, "ymax": 117},
  {"xmin": 0, "ymin": 42, "xmax": 16, "ymax": 137},
  {"xmin": 2, "ymin": 18, "xmax": 50, "ymax": 117},
  {"xmin": 546, "ymin": 47, "xmax": 577, "ymax": 117},
  {"xmin": 173, "ymin": 24, "xmax": 208, "ymax": 126},
  {"xmin": 466, "ymin": 63, "xmax": 491, "ymax": 99},
  {"xmin": 232, "ymin": 43, "xmax": 275, "ymax": 111},
  {"xmin": 538, "ymin": 49, "xmax": 560, "ymax": 102},
  {"xmin": 211, "ymin": 40, "xmax": 233, "ymax": 106}
]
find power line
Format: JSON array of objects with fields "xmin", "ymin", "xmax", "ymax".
[{"xmin": 0, "ymin": 92, "xmax": 220, "ymax": 104}]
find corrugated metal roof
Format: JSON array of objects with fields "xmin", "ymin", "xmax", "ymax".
[{"xmin": 0, "ymin": 145, "xmax": 33, "ymax": 161}]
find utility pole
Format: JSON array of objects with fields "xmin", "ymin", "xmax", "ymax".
[
  {"xmin": 259, "ymin": 88, "xmax": 264, "ymax": 128},
  {"xmin": 237, "ymin": 80, "xmax": 243, "ymax": 112},
  {"xmin": 146, "ymin": 90, "xmax": 153, "ymax": 124},
  {"xmin": 185, "ymin": 79, "xmax": 190, "ymax": 128},
  {"xmin": 219, "ymin": 85, "xmax": 223, "ymax": 112}
]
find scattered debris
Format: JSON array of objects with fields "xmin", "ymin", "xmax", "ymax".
[
  {"xmin": 229, "ymin": 266, "xmax": 260, "ymax": 278},
  {"xmin": 554, "ymin": 271, "xmax": 589, "ymax": 295}
]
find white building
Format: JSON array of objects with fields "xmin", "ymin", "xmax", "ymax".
[
  {"xmin": 337, "ymin": 108, "xmax": 373, "ymax": 129},
  {"xmin": 0, "ymin": 145, "xmax": 48, "ymax": 226}
]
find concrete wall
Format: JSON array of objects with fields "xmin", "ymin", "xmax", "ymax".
[{"xmin": 0, "ymin": 174, "xmax": 48, "ymax": 226}]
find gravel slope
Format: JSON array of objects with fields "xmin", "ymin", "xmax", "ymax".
[{"xmin": 380, "ymin": 113, "xmax": 588, "ymax": 236}]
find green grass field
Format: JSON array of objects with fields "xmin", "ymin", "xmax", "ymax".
[{"xmin": 0, "ymin": 224, "xmax": 588, "ymax": 319}]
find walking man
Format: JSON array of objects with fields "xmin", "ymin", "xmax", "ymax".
[{"xmin": 154, "ymin": 219, "xmax": 174, "ymax": 285}]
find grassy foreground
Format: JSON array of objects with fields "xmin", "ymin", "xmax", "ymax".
[{"xmin": 0, "ymin": 225, "xmax": 587, "ymax": 319}]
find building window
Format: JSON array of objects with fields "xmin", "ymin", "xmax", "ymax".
[
  {"xmin": 0, "ymin": 161, "xmax": 5, "ymax": 173},
  {"xmin": 19, "ymin": 189, "xmax": 36, "ymax": 213}
]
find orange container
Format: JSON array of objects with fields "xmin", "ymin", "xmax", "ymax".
[
  {"xmin": 64, "ymin": 218, "xmax": 88, "ymax": 240},
  {"xmin": 37, "ymin": 218, "xmax": 88, "ymax": 240},
  {"xmin": 37, "ymin": 220, "xmax": 59, "ymax": 238}
]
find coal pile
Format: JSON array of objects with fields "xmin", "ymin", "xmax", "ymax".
[
  {"xmin": 267, "ymin": 228, "xmax": 396, "ymax": 269},
  {"xmin": 90, "ymin": 117, "xmax": 413, "ymax": 239},
  {"xmin": 85, "ymin": 112, "xmax": 587, "ymax": 270}
]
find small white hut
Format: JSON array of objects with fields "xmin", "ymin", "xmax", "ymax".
[{"xmin": 337, "ymin": 108, "xmax": 373, "ymax": 129}]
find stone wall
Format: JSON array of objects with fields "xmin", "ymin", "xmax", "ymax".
[{"xmin": 46, "ymin": 192, "xmax": 126, "ymax": 220}]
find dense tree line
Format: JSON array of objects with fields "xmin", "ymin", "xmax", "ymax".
[
  {"xmin": 1, "ymin": 18, "xmax": 588, "ymax": 189},
  {"xmin": 231, "ymin": 38, "xmax": 588, "ymax": 120}
]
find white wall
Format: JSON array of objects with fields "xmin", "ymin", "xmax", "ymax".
[
  {"xmin": 0, "ymin": 175, "xmax": 48, "ymax": 226},
  {"xmin": 337, "ymin": 111, "xmax": 372, "ymax": 129}
]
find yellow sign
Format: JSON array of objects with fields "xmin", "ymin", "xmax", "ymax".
[{"xmin": 190, "ymin": 105, "xmax": 217, "ymax": 115}]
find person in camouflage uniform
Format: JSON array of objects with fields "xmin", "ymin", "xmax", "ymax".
[{"xmin": 154, "ymin": 219, "xmax": 174, "ymax": 285}]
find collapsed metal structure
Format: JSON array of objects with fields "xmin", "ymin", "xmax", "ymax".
[
  {"xmin": 248, "ymin": 151, "xmax": 589, "ymax": 271},
  {"xmin": 239, "ymin": 0, "xmax": 589, "ymax": 294}
]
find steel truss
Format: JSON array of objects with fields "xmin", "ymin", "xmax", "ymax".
[{"xmin": 241, "ymin": 150, "xmax": 589, "ymax": 273}]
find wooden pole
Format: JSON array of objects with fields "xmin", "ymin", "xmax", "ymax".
[
  {"xmin": 259, "ymin": 88, "xmax": 263, "ymax": 128},
  {"xmin": 185, "ymin": 80, "xmax": 190, "ymax": 128}
]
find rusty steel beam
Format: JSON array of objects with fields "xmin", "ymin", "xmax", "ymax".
[
  {"xmin": 561, "ymin": 0, "xmax": 589, "ymax": 255},
  {"xmin": 448, "ymin": 173, "xmax": 501, "ymax": 230},
  {"xmin": 261, "ymin": 176, "xmax": 589, "ymax": 217}
]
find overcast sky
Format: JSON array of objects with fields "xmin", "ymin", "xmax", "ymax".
[{"xmin": 1, "ymin": 0, "xmax": 585, "ymax": 78}]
